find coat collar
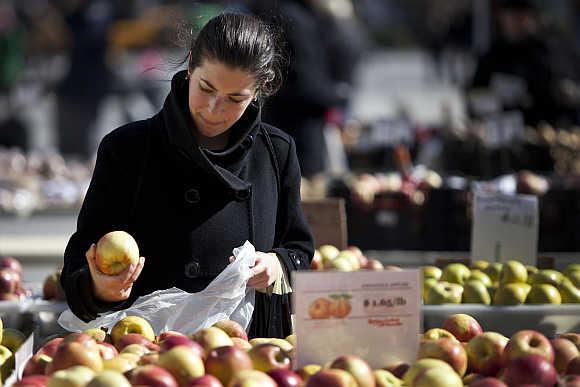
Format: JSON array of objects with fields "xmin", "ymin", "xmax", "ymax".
[{"xmin": 162, "ymin": 70, "xmax": 261, "ymax": 197}]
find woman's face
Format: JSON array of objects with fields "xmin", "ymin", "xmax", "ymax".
[{"xmin": 188, "ymin": 59, "xmax": 257, "ymax": 138}]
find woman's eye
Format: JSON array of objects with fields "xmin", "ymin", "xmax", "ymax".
[
  {"xmin": 228, "ymin": 97, "xmax": 244, "ymax": 104},
  {"xmin": 199, "ymin": 85, "xmax": 213, "ymax": 94}
]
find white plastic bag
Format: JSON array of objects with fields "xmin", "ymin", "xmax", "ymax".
[{"xmin": 58, "ymin": 241, "xmax": 256, "ymax": 335}]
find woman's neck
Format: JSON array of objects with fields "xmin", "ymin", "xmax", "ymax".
[{"xmin": 195, "ymin": 130, "xmax": 230, "ymax": 151}]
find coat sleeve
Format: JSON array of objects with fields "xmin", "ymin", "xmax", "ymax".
[
  {"xmin": 60, "ymin": 132, "xmax": 138, "ymax": 322},
  {"xmin": 270, "ymin": 137, "xmax": 314, "ymax": 272}
]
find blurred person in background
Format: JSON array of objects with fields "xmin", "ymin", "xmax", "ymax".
[
  {"xmin": 247, "ymin": 0, "xmax": 369, "ymax": 177},
  {"xmin": 0, "ymin": 1, "xmax": 27, "ymax": 150},
  {"xmin": 60, "ymin": 13, "xmax": 314, "ymax": 338},
  {"xmin": 470, "ymin": 0, "xmax": 580, "ymax": 127},
  {"xmin": 56, "ymin": 0, "xmax": 117, "ymax": 160}
]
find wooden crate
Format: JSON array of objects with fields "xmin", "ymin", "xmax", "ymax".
[{"xmin": 301, "ymin": 199, "xmax": 347, "ymax": 249}]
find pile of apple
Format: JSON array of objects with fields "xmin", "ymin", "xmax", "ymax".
[
  {"xmin": 0, "ymin": 316, "xmax": 29, "ymax": 384},
  {"xmin": 16, "ymin": 316, "xmax": 304, "ymax": 387},
  {"xmin": 417, "ymin": 313, "xmax": 580, "ymax": 386},
  {"xmin": 0, "ymin": 255, "xmax": 29, "ymax": 301},
  {"xmin": 310, "ymin": 244, "xmax": 401, "ymax": 272},
  {"xmin": 423, "ymin": 260, "xmax": 580, "ymax": 305}
]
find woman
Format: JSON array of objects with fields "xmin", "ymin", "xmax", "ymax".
[{"xmin": 60, "ymin": 13, "xmax": 314, "ymax": 338}]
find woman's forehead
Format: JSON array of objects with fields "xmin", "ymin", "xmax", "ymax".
[{"xmin": 195, "ymin": 59, "xmax": 256, "ymax": 94}]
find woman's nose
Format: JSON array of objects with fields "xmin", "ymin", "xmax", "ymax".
[{"xmin": 208, "ymin": 96, "xmax": 224, "ymax": 113}]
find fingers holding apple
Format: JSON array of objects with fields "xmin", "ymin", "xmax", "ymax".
[{"xmin": 86, "ymin": 243, "xmax": 145, "ymax": 302}]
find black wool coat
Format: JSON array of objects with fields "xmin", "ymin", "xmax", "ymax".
[{"xmin": 61, "ymin": 71, "xmax": 314, "ymax": 338}]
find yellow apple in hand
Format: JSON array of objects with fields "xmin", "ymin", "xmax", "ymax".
[{"xmin": 95, "ymin": 231, "xmax": 139, "ymax": 275}]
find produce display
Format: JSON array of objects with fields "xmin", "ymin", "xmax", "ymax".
[
  {"xmin": 7, "ymin": 313, "xmax": 579, "ymax": 386},
  {"xmin": 423, "ymin": 260, "xmax": 580, "ymax": 305}
]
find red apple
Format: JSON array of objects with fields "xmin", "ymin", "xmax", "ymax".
[
  {"xmin": 364, "ymin": 259, "xmax": 384, "ymax": 271},
  {"xmin": 442, "ymin": 313, "xmax": 483, "ymax": 342},
  {"xmin": 212, "ymin": 320, "xmax": 248, "ymax": 341},
  {"xmin": 267, "ymin": 368, "xmax": 303, "ymax": 387},
  {"xmin": 0, "ymin": 255, "xmax": 22, "ymax": 274},
  {"xmin": 185, "ymin": 374, "xmax": 224, "ymax": 387},
  {"xmin": 157, "ymin": 330, "xmax": 188, "ymax": 343},
  {"xmin": 231, "ymin": 337, "xmax": 252, "ymax": 351},
  {"xmin": 502, "ymin": 354, "xmax": 557, "ymax": 387},
  {"xmin": 205, "ymin": 345, "xmax": 253, "ymax": 385},
  {"xmin": 37, "ymin": 337, "xmax": 64, "ymax": 357},
  {"xmin": 160, "ymin": 335, "xmax": 204, "ymax": 357},
  {"xmin": 567, "ymin": 356, "xmax": 580, "ymax": 375},
  {"xmin": 305, "ymin": 368, "xmax": 357, "ymax": 387},
  {"xmin": 248, "ymin": 343, "xmax": 292, "ymax": 373},
  {"xmin": 466, "ymin": 332, "xmax": 509, "ymax": 376},
  {"xmin": 503, "ymin": 330, "xmax": 554, "ymax": 364},
  {"xmin": 0, "ymin": 269, "xmax": 20, "ymax": 294},
  {"xmin": 13, "ymin": 375, "xmax": 49, "ymax": 386},
  {"xmin": 130, "ymin": 364, "xmax": 179, "ymax": 387},
  {"xmin": 560, "ymin": 333, "xmax": 580, "ymax": 350},
  {"xmin": 329, "ymin": 355, "xmax": 374, "ymax": 387},
  {"xmin": 115, "ymin": 332, "xmax": 159, "ymax": 352},
  {"xmin": 469, "ymin": 377, "xmax": 507, "ymax": 387},
  {"xmin": 552, "ymin": 338, "xmax": 580, "ymax": 374},
  {"xmin": 296, "ymin": 364, "xmax": 322, "ymax": 383},
  {"xmin": 22, "ymin": 353, "xmax": 53, "ymax": 376},
  {"xmin": 46, "ymin": 333, "xmax": 103, "ymax": 374},
  {"xmin": 417, "ymin": 338, "xmax": 468, "ymax": 376},
  {"xmin": 138, "ymin": 351, "xmax": 160, "ymax": 365},
  {"xmin": 95, "ymin": 231, "xmax": 139, "ymax": 275}
]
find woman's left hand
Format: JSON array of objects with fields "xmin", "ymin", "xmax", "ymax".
[{"xmin": 247, "ymin": 251, "xmax": 281, "ymax": 289}]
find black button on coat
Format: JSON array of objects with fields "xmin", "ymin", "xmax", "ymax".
[{"xmin": 60, "ymin": 71, "xmax": 314, "ymax": 338}]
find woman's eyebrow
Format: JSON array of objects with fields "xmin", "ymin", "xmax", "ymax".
[{"xmin": 200, "ymin": 77, "xmax": 253, "ymax": 97}]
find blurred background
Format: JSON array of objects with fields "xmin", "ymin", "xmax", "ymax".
[{"xmin": 1, "ymin": 0, "xmax": 580, "ymax": 284}]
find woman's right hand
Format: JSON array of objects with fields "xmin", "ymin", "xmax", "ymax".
[{"xmin": 85, "ymin": 243, "xmax": 145, "ymax": 302}]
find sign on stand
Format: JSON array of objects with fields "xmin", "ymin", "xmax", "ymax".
[
  {"xmin": 471, "ymin": 191, "xmax": 538, "ymax": 265},
  {"xmin": 293, "ymin": 270, "xmax": 421, "ymax": 369},
  {"xmin": 4, "ymin": 333, "xmax": 34, "ymax": 386}
]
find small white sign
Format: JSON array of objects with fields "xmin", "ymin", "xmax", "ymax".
[
  {"xmin": 293, "ymin": 270, "xmax": 421, "ymax": 369},
  {"xmin": 3, "ymin": 333, "xmax": 34, "ymax": 386},
  {"xmin": 471, "ymin": 191, "xmax": 538, "ymax": 265}
]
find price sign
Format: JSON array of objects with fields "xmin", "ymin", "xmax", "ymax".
[
  {"xmin": 293, "ymin": 270, "xmax": 421, "ymax": 368},
  {"xmin": 471, "ymin": 191, "xmax": 538, "ymax": 265}
]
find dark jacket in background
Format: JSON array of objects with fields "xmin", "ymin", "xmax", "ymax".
[{"xmin": 61, "ymin": 71, "xmax": 314, "ymax": 338}]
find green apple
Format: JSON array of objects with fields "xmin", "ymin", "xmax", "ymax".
[
  {"xmin": 499, "ymin": 260, "xmax": 528, "ymax": 284},
  {"xmin": 48, "ymin": 365, "xmax": 95, "ymax": 387},
  {"xmin": 329, "ymin": 256, "xmax": 354, "ymax": 272},
  {"xmin": 1, "ymin": 328, "xmax": 26, "ymax": 353},
  {"xmin": 559, "ymin": 280, "xmax": 580, "ymax": 303},
  {"xmin": 318, "ymin": 245, "xmax": 340, "ymax": 266},
  {"xmin": 423, "ymin": 328, "xmax": 458, "ymax": 342},
  {"xmin": 525, "ymin": 265, "xmax": 538, "ymax": 283},
  {"xmin": 403, "ymin": 358, "xmax": 462, "ymax": 387},
  {"xmin": 422, "ymin": 278, "xmax": 439, "ymax": 300},
  {"xmin": 373, "ymin": 369, "xmax": 402, "ymax": 386},
  {"xmin": 471, "ymin": 260, "xmax": 490, "ymax": 271},
  {"xmin": 531, "ymin": 270, "xmax": 564, "ymax": 287},
  {"xmin": 484, "ymin": 262, "xmax": 503, "ymax": 283},
  {"xmin": 566, "ymin": 270, "xmax": 580, "ymax": 287},
  {"xmin": 441, "ymin": 263, "xmax": 471, "ymax": 285},
  {"xmin": 335, "ymin": 250, "xmax": 360, "ymax": 270},
  {"xmin": 468, "ymin": 270, "xmax": 492, "ymax": 287},
  {"xmin": 493, "ymin": 283, "xmax": 531, "ymax": 305},
  {"xmin": 564, "ymin": 264, "xmax": 580, "ymax": 277},
  {"xmin": 463, "ymin": 280, "xmax": 491, "ymax": 305},
  {"xmin": 423, "ymin": 266, "xmax": 442, "ymax": 281},
  {"xmin": 526, "ymin": 284, "xmax": 562, "ymax": 304},
  {"xmin": 425, "ymin": 282, "xmax": 463, "ymax": 304},
  {"xmin": 0, "ymin": 344, "xmax": 14, "ymax": 382},
  {"xmin": 86, "ymin": 370, "xmax": 132, "ymax": 387}
]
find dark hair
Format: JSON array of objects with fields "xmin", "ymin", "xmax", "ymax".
[{"xmin": 188, "ymin": 13, "xmax": 286, "ymax": 102}]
